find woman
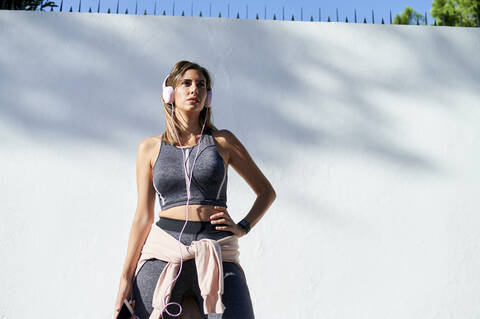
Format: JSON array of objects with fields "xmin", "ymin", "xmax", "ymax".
[{"xmin": 113, "ymin": 60, "xmax": 276, "ymax": 319}]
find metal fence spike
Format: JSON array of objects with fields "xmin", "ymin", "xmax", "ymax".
[{"xmin": 97, "ymin": 0, "xmax": 100, "ymax": 13}]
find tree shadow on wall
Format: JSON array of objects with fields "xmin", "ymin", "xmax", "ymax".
[{"xmin": 1, "ymin": 12, "xmax": 476, "ymax": 217}]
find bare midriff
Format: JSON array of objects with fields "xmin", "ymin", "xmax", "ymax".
[{"xmin": 158, "ymin": 204, "xmax": 219, "ymax": 222}]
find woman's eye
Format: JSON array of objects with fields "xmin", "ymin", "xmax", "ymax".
[{"xmin": 181, "ymin": 81, "xmax": 205, "ymax": 88}]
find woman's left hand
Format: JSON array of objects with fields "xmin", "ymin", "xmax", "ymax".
[{"xmin": 210, "ymin": 206, "xmax": 247, "ymax": 237}]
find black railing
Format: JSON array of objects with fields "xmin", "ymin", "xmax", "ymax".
[{"xmin": 3, "ymin": 0, "xmax": 479, "ymax": 27}]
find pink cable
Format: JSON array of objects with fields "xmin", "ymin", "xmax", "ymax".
[{"xmin": 160, "ymin": 103, "xmax": 209, "ymax": 318}]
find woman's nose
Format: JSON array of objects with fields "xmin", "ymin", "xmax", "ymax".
[{"xmin": 189, "ymin": 85, "xmax": 199, "ymax": 94}]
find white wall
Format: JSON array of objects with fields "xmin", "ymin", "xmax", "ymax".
[{"xmin": 1, "ymin": 10, "xmax": 479, "ymax": 319}]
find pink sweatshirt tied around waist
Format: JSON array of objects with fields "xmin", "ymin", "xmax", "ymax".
[{"xmin": 134, "ymin": 223, "xmax": 242, "ymax": 319}]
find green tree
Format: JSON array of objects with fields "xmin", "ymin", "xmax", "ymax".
[
  {"xmin": 431, "ymin": 0, "xmax": 479, "ymax": 26},
  {"xmin": 0, "ymin": 0, "xmax": 57, "ymax": 10},
  {"xmin": 393, "ymin": 6, "xmax": 425, "ymax": 25}
]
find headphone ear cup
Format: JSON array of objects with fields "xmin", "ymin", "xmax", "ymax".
[
  {"xmin": 205, "ymin": 90, "xmax": 212, "ymax": 108},
  {"xmin": 163, "ymin": 86, "xmax": 174, "ymax": 104}
]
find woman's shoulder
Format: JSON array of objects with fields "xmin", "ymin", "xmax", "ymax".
[
  {"xmin": 211, "ymin": 129, "xmax": 248, "ymax": 163},
  {"xmin": 211, "ymin": 129, "xmax": 239, "ymax": 166},
  {"xmin": 138, "ymin": 135, "xmax": 162, "ymax": 150},
  {"xmin": 211, "ymin": 129, "xmax": 240, "ymax": 146},
  {"xmin": 137, "ymin": 135, "xmax": 163, "ymax": 166}
]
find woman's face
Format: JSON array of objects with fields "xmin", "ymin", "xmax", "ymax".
[{"xmin": 173, "ymin": 69, "xmax": 208, "ymax": 113}]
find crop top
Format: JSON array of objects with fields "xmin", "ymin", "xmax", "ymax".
[{"xmin": 152, "ymin": 130, "xmax": 228, "ymax": 211}]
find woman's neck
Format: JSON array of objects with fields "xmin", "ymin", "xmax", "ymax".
[{"xmin": 175, "ymin": 111, "xmax": 203, "ymax": 137}]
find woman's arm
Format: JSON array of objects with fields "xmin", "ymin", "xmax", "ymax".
[
  {"xmin": 119, "ymin": 137, "xmax": 157, "ymax": 280},
  {"xmin": 215, "ymin": 129, "xmax": 276, "ymax": 231}
]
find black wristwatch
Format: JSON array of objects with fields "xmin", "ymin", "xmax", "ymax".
[{"xmin": 237, "ymin": 219, "xmax": 251, "ymax": 234}]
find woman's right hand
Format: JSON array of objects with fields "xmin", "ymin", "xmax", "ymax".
[{"xmin": 113, "ymin": 276, "xmax": 136, "ymax": 319}]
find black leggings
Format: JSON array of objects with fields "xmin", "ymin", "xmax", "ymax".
[{"xmin": 132, "ymin": 217, "xmax": 255, "ymax": 319}]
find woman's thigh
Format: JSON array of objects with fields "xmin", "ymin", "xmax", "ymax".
[
  {"xmin": 194, "ymin": 232, "xmax": 255, "ymax": 319},
  {"xmin": 132, "ymin": 258, "xmax": 168, "ymax": 319},
  {"xmin": 213, "ymin": 262, "xmax": 255, "ymax": 319}
]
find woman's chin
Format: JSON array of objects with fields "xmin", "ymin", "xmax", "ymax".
[{"xmin": 177, "ymin": 105, "xmax": 204, "ymax": 113}]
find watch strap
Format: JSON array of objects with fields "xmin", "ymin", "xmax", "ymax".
[{"xmin": 237, "ymin": 219, "xmax": 251, "ymax": 234}]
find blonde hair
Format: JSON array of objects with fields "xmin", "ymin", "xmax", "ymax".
[{"xmin": 161, "ymin": 60, "xmax": 218, "ymax": 145}]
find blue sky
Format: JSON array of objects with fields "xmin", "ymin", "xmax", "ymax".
[{"xmin": 54, "ymin": 0, "xmax": 436, "ymax": 24}]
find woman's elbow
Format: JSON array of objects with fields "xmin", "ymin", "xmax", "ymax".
[
  {"xmin": 261, "ymin": 183, "xmax": 276, "ymax": 203},
  {"xmin": 270, "ymin": 187, "xmax": 277, "ymax": 202}
]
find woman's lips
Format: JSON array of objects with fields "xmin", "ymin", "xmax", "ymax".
[{"xmin": 187, "ymin": 98, "xmax": 199, "ymax": 103}]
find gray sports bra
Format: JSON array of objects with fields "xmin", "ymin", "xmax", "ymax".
[{"xmin": 152, "ymin": 130, "xmax": 228, "ymax": 211}]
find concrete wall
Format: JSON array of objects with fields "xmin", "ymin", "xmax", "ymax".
[{"xmin": 1, "ymin": 10, "xmax": 479, "ymax": 319}]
